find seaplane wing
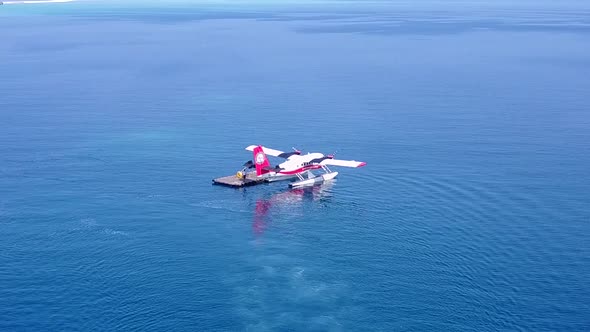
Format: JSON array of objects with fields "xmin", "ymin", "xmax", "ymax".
[
  {"xmin": 245, "ymin": 145, "xmax": 300, "ymax": 159},
  {"xmin": 320, "ymin": 158, "xmax": 366, "ymax": 168}
]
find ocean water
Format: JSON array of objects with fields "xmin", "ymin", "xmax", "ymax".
[{"xmin": 1, "ymin": 1, "xmax": 589, "ymax": 330}]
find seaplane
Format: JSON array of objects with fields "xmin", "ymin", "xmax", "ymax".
[{"xmin": 238, "ymin": 145, "xmax": 366, "ymax": 188}]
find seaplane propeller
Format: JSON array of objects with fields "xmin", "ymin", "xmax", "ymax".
[
  {"xmin": 263, "ymin": 165, "xmax": 284, "ymax": 173},
  {"xmin": 308, "ymin": 154, "xmax": 335, "ymax": 165}
]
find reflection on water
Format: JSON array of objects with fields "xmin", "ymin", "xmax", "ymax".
[{"xmin": 253, "ymin": 182, "xmax": 334, "ymax": 235}]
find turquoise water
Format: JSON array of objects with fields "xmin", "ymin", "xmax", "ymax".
[{"xmin": 1, "ymin": 1, "xmax": 589, "ymax": 330}]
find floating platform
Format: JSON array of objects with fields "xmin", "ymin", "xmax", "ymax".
[{"xmin": 212, "ymin": 172, "xmax": 266, "ymax": 188}]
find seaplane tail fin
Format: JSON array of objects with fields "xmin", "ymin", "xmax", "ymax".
[{"xmin": 253, "ymin": 145, "xmax": 271, "ymax": 176}]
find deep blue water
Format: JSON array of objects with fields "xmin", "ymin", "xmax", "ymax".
[{"xmin": 1, "ymin": 1, "xmax": 589, "ymax": 330}]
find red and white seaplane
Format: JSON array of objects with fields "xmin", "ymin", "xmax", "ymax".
[{"xmin": 241, "ymin": 145, "xmax": 366, "ymax": 188}]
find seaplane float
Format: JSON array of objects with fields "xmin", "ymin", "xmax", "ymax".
[{"xmin": 236, "ymin": 145, "xmax": 366, "ymax": 188}]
